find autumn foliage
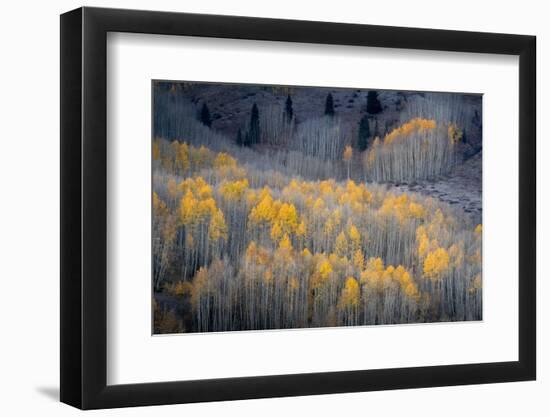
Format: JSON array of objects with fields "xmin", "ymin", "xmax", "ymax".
[
  {"xmin": 364, "ymin": 118, "xmax": 461, "ymax": 182},
  {"xmin": 153, "ymin": 139, "xmax": 482, "ymax": 332}
]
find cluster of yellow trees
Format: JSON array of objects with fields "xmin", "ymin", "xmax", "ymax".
[
  {"xmin": 153, "ymin": 139, "xmax": 482, "ymax": 332},
  {"xmin": 364, "ymin": 118, "xmax": 462, "ymax": 182}
]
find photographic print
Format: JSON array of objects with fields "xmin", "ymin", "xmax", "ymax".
[{"xmin": 152, "ymin": 81, "xmax": 482, "ymax": 334}]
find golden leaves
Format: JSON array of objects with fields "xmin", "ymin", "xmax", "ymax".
[
  {"xmin": 220, "ymin": 179, "xmax": 249, "ymax": 202},
  {"xmin": 343, "ymin": 145, "xmax": 353, "ymax": 162},
  {"xmin": 423, "ymin": 247, "xmax": 450, "ymax": 280},
  {"xmin": 334, "ymin": 231, "xmax": 349, "ymax": 257},
  {"xmin": 339, "ymin": 277, "xmax": 360, "ymax": 309},
  {"xmin": 208, "ymin": 209, "xmax": 227, "ymax": 242},
  {"xmin": 318, "ymin": 259, "xmax": 333, "ymax": 280},
  {"xmin": 154, "ymin": 140, "xmax": 481, "ymax": 328},
  {"xmin": 448, "ymin": 123, "xmax": 463, "ymax": 145},
  {"xmin": 475, "ymin": 224, "xmax": 482, "ymax": 236},
  {"xmin": 179, "ymin": 189, "xmax": 198, "ymax": 226},
  {"xmin": 383, "ymin": 118, "xmax": 437, "ymax": 145},
  {"xmin": 249, "ymin": 190, "xmax": 277, "ymax": 225},
  {"xmin": 278, "ymin": 234, "xmax": 293, "ymax": 251},
  {"xmin": 153, "ymin": 140, "xmax": 160, "ymax": 161}
]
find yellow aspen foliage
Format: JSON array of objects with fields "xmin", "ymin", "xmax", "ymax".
[
  {"xmin": 408, "ymin": 202, "xmax": 426, "ymax": 219},
  {"xmin": 278, "ymin": 234, "xmax": 293, "ymax": 251},
  {"xmin": 289, "ymin": 276, "xmax": 299, "ymax": 291},
  {"xmin": 366, "ymin": 257, "xmax": 384, "ymax": 272},
  {"xmin": 302, "ymin": 247, "xmax": 312, "ymax": 258},
  {"xmin": 196, "ymin": 198, "xmax": 217, "ymax": 222},
  {"xmin": 423, "ymin": 247, "xmax": 450, "ymax": 280},
  {"xmin": 416, "ymin": 226, "xmax": 430, "ymax": 259},
  {"xmin": 395, "ymin": 267, "xmax": 418, "ymax": 298},
  {"xmin": 382, "ymin": 266, "xmax": 395, "ymax": 288},
  {"xmin": 176, "ymin": 142, "xmax": 190, "ymax": 171},
  {"xmin": 245, "ymin": 241, "xmax": 258, "ymax": 262},
  {"xmin": 179, "ymin": 189, "xmax": 198, "ymax": 226},
  {"xmin": 469, "ymin": 273, "xmax": 482, "ymax": 294},
  {"xmin": 334, "ymin": 231, "xmax": 349, "ymax": 257},
  {"xmin": 191, "ymin": 267, "xmax": 209, "ymax": 306},
  {"xmin": 276, "ymin": 203, "xmax": 299, "ymax": 235},
  {"xmin": 244, "ymin": 191, "xmax": 257, "ymax": 207},
  {"xmin": 153, "ymin": 191, "xmax": 168, "ymax": 215},
  {"xmin": 213, "ymin": 152, "xmax": 237, "ymax": 168},
  {"xmin": 319, "ymin": 180, "xmax": 335, "ymax": 196},
  {"xmin": 170, "ymin": 140, "xmax": 180, "ymax": 156},
  {"xmin": 270, "ymin": 223, "xmax": 283, "ymax": 242},
  {"xmin": 162, "ymin": 215, "xmax": 178, "ymax": 243},
  {"xmin": 468, "ymin": 248, "xmax": 482, "ymax": 265},
  {"xmin": 448, "ymin": 243, "xmax": 465, "ymax": 268},
  {"xmin": 296, "ymin": 220, "xmax": 307, "ymax": 237},
  {"xmin": 404, "ymin": 282, "xmax": 419, "ymax": 298},
  {"xmin": 263, "ymin": 269, "xmax": 273, "ymax": 284},
  {"xmin": 249, "ymin": 192, "xmax": 276, "ymax": 225},
  {"xmin": 353, "ymin": 249, "xmax": 364, "ymax": 270},
  {"xmin": 448, "ymin": 123, "xmax": 463, "ymax": 145},
  {"xmin": 166, "ymin": 280, "xmax": 193, "ymax": 297},
  {"xmin": 283, "ymin": 179, "xmax": 301, "ymax": 194},
  {"xmin": 379, "ymin": 193, "xmax": 412, "ymax": 222},
  {"xmin": 328, "ymin": 252, "xmax": 345, "ymax": 267},
  {"xmin": 339, "ymin": 277, "xmax": 360, "ymax": 308},
  {"xmin": 153, "ymin": 140, "xmax": 160, "ymax": 161},
  {"xmin": 361, "ymin": 257, "xmax": 384, "ymax": 285},
  {"xmin": 208, "ymin": 209, "xmax": 227, "ymax": 242},
  {"xmin": 393, "ymin": 265, "xmax": 407, "ymax": 285},
  {"xmin": 324, "ymin": 218, "xmax": 335, "ymax": 236},
  {"xmin": 167, "ymin": 178, "xmax": 178, "ymax": 199},
  {"xmin": 153, "ymin": 191, "xmax": 161, "ymax": 209},
  {"xmin": 331, "ymin": 208, "xmax": 342, "ymax": 226},
  {"xmin": 220, "ymin": 179, "xmax": 249, "ymax": 201},
  {"xmin": 475, "ymin": 224, "xmax": 482, "ymax": 236},
  {"xmin": 185, "ymin": 233, "xmax": 194, "ymax": 248},
  {"xmin": 192, "ymin": 145, "xmax": 213, "ymax": 169},
  {"xmin": 312, "ymin": 197, "xmax": 325, "ymax": 212},
  {"xmin": 161, "ymin": 155, "xmax": 173, "ymax": 172},
  {"xmin": 366, "ymin": 137, "xmax": 379, "ymax": 168},
  {"xmin": 343, "ymin": 145, "xmax": 353, "ymax": 162},
  {"xmin": 348, "ymin": 222, "xmax": 361, "ymax": 250},
  {"xmin": 318, "ymin": 259, "xmax": 333, "ymax": 280},
  {"xmin": 383, "ymin": 118, "xmax": 437, "ymax": 145}
]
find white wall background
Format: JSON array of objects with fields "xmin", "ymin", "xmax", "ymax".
[{"xmin": 0, "ymin": 0, "xmax": 545, "ymax": 415}]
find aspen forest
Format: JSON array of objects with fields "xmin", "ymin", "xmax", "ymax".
[{"xmin": 152, "ymin": 81, "xmax": 483, "ymax": 334}]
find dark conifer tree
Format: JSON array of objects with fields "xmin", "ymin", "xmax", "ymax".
[
  {"xmin": 248, "ymin": 103, "xmax": 260, "ymax": 145},
  {"xmin": 357, "ymin": 115, "xmax": 371, "ymax": 151},
  {"xmin": 285, "ymin": 95, "xmax": 294, "ymax": 122},
  {"xmin": 366, "ymin": 91, "xmax": 383, "ymax": 114},
  {"xmin": 236, "ymin": 128, "xmax": 244, "ymax": 146},
  {"xmin": 324, "ymin": 93, "xmax": 335, "ymax": 116},
  {"xmin": 200, "ymin": 103, "xmax": 212, "ymax": 127},
  {"xmin": 243, "ymin": 131, "xmax": 251, "ymax": 147}
]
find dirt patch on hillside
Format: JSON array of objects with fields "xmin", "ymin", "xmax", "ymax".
[{"xmin": 390, "ymin": 152, "xmax": 482, "ymax": 224}]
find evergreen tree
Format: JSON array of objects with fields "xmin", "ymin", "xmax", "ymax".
[
  {"xmin": 200, "ymin": 103, "xmax": 212, "ymax": 127},
  {"xmin": 324, "ymin": 93, "xmax": 335, "ymax": 116},
  {"xmin": 366, "ymin": 91, "xmax": 382, "ymax": 114},
  {"xmin": 248, "ymin": 103, "xmax": 260, "ymax": 145},
  {"xmin": 236, "ymin": 128, "xmax": 244, "ymax": 146},
  {"xmin": 285, "ymin": 95, "xmax": 294, "ymax": 122},
  {"xmin": 357, "ymin": 115, "xmax": 371, "ymax": 151}
]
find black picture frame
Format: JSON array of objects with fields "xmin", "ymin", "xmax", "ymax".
[{"xmin": 60, "ymin": 6, "xmax": 536, "ymax": 410}]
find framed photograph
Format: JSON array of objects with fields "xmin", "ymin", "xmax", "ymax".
[{"xmin": 60, "ymin": 6, "xmax": 536, "ymax": 409}]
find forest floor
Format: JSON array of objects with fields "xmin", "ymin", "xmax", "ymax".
[{"xmin": 390, "ymin": 152, "xmax": 482, "ymax": 225}]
